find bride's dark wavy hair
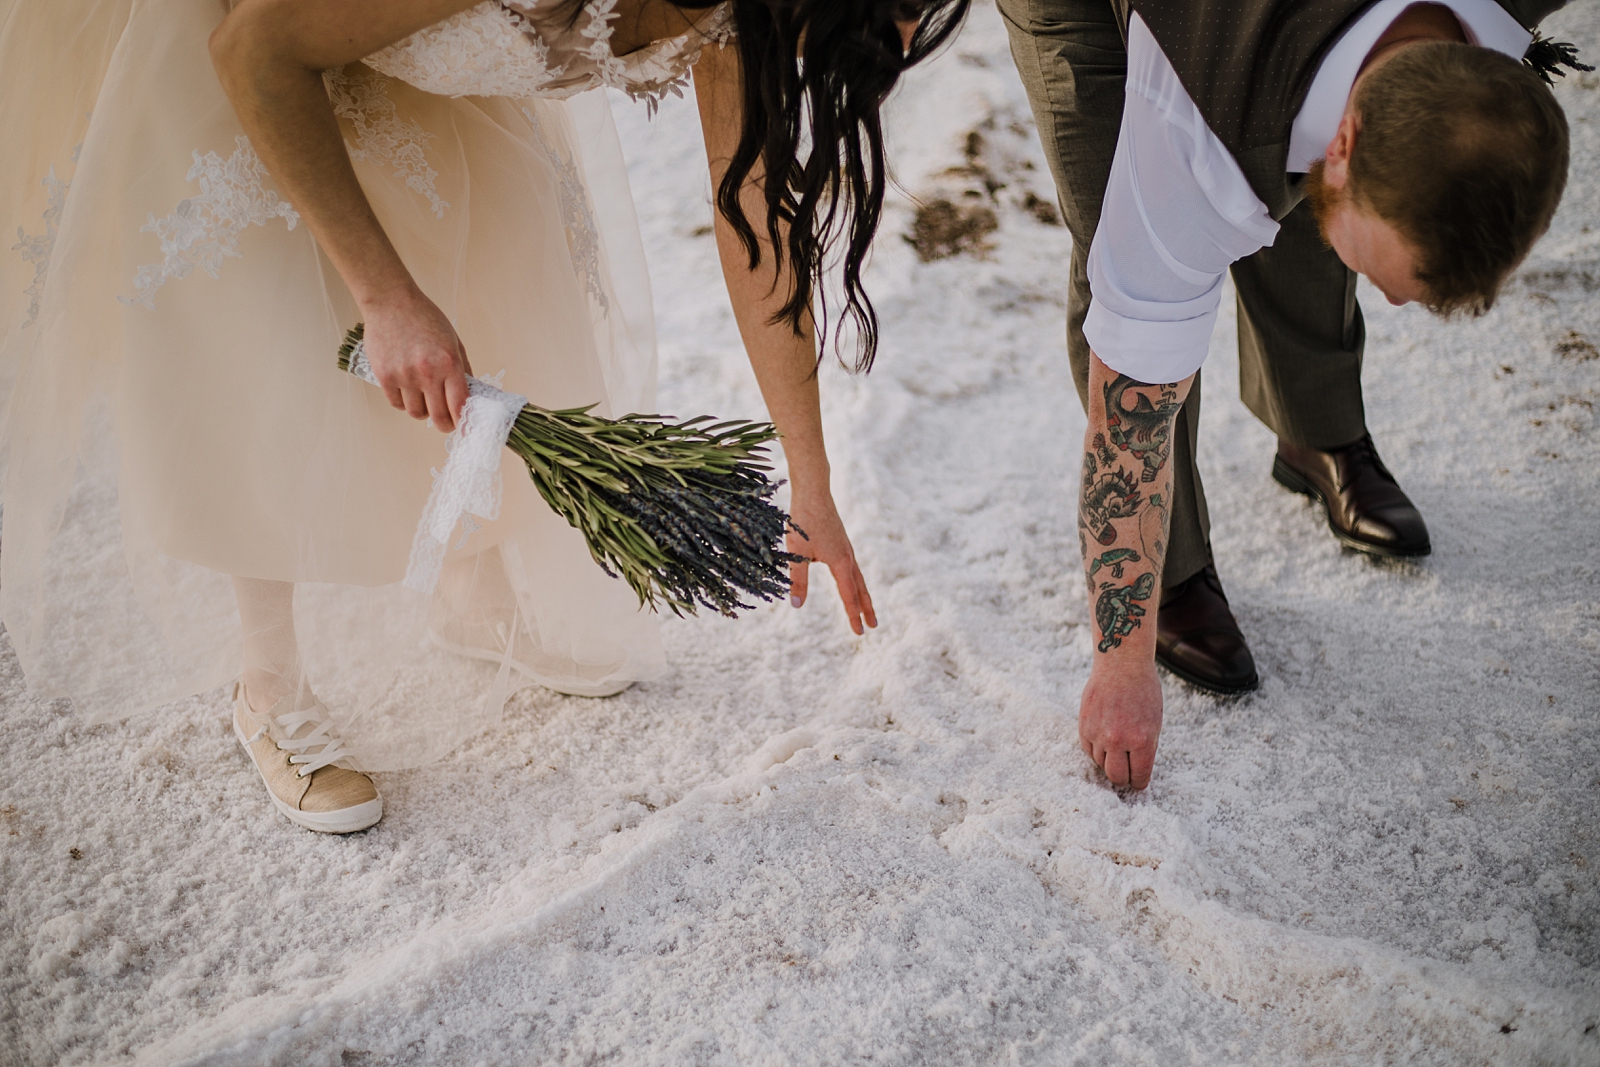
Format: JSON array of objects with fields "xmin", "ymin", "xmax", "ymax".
[
  {"xmin": 579, "ymin": 1, "xmax": 969, "ymax": 371},
  {"xmin": 709, "ymin": 0, "xmax": 968, "ymax": 371}
]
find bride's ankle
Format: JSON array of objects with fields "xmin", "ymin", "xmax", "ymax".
[{"xmin": 238, "ymin": 671, "xmax": 297, "ymax": 715}]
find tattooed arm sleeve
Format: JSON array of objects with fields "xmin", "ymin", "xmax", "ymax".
[{"xmin": 1080, "ymin": 353, "xmax": 1195, "ymax": 660}]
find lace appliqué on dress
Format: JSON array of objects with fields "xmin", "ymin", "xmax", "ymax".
[
  {"xmin": 120, "ymin": 137, "xmax": 299, "ymax": 310},
  {"xmin": 522, "ymin": 106, "xmax": 608, "ymax": 312},
  {"xmin": 578, "ymin": 0, "xmax": 735, "ymax": 115},
  {"xmin": 702, "ymin": 5, "xmax": 737, "ymax": 47},
  {"xmin": 12, "ymin": 166, "xmax": 68, "ymax": 327},
  {"xmin": 363, "ymin": 1, "xmax": 566, "ymax": 99},
  {"xmin": 362, "ymin": 1, "xmax": 734, "ymax": 114},
  {"xmin": 325, "ymin": 68, "xmax": 450, "ymax": 220},
  {"xmin": 578, "ymin": 0, "xmax": 631, "ymax": 91}
]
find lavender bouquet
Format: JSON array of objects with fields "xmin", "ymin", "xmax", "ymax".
[{"xmin": 339, "ymin": 324, "xmax": 801, "ymax": 616}]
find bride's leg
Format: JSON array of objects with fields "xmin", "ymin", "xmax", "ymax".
[
  {"xmin": 232, "ymin": 576, "xmax": 305, "ymax": 712},
  {"xmin": 230, "ymin": 575, "xmax": 384, "ymax": 833}
]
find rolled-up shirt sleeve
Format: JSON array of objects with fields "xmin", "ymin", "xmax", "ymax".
[{"xmin": 1084, "ymin": 15, "xmax": 1282, "ymax": 384}]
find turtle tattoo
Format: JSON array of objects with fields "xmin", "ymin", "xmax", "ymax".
[
  {"xmin": 1095, "ymin": 571, "xmax": 1156, "ymax": 653},
  {"xmin": 1103, "ymin": 375, "xmax": 1180, "ymax": 483}
]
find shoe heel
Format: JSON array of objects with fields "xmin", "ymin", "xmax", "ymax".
[{"xmin": 1271, "ymin": 455, "xmax": 1318, "ymax": 499}]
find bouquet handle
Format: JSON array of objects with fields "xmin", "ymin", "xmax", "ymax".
[{"xmin": 345, "ymin": 339, "xmax": 528, "ymax": 594}]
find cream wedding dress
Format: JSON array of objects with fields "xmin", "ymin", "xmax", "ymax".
[{"xmin": 0, "ymin": 0, "xmax": 731, "ymax": 769}]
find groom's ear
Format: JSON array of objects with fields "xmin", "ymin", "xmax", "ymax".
[{"xmin": 1321, "ymin": 113, "xmax": 1359, "ymax": 191}]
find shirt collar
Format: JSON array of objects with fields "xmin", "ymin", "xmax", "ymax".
[{"xmin": 1286, "ymin": 0, "xmax": 1532, "ymax": 173}]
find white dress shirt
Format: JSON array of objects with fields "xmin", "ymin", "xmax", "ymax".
[{"xmin": 1083, "ymin": 1, "xmax": 1531, "ymax": 385}]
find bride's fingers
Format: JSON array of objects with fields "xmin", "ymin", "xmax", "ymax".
[
  {"xmin": 832, "ymin": 563, "xmax": 865, "ymax": 636},
  {"xmin": 855, "ymin": 568, "xmax": 877, "ymax": 630},
  {"xmin": 444, "ymin": 373, "xmax": 470, "ymax": 433},
  {"xmin": 425, "ymin": 381, "xmax": 456, "ymax": 433},
  {"xmin": 402, "ymin": 387, "xmax": 429, "ymax": 421},
  {"xmin": 788, "ymin": 557, "xmax": 809, "ymax": 609}
]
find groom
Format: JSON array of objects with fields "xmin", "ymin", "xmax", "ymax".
[{"xmin": 997, "ymin": 0, "xmax": 1575, "ymax": 787}]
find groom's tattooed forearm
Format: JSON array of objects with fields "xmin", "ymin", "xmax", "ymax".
[
  {"xmin": 1103, "ymin": 375, "xmax": 1180, "ymax": 483},
  {"xmin": 1079, "ymin": 371, "xmax": 1183, "ymax": 655},
  {"xmin": 1094, "ymin": 571, "xmax": 1155, "ymax": 652}
]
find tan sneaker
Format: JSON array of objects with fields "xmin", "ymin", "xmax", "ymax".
[{"xmin": 232, "ymin": 684, "xmax": 383, "ymax": 834}]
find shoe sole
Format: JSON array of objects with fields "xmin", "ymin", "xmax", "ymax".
[
  {"xmin": 1271, "ymin": 457, "xmax": 1431, "ymax": 559},
  {"xmin": 233, "ymin": 716, "xmax": 383, "ymax": 835},
  {"xmin": 1154, "ymin": 650, "xmax": 1259, "ymax": 696}
]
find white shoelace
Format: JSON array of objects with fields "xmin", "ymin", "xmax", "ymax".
[{"xmin": 245, "ymin": 702, "xmax": 357, "ymax": 778}]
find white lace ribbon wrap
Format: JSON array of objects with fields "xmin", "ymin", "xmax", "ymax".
[{"xmin": 346, "ymin": 340, "xmax": 528, "ymax": 594}]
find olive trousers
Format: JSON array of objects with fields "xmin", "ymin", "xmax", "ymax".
[{"xmin": 996, "ymin": 0, "xmax": 1369, "ymax": 586}]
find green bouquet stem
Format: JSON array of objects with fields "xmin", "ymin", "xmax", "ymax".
[{"xmin": 338, "ymin": 323, "xmax": 804, "ymax": 617}]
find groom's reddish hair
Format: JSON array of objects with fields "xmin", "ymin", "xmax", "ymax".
[{"xmin": 1348, "ymin": 42, "xmax": 1568, "ymax": 316}]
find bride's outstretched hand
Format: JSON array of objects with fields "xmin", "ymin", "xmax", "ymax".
[
  {"xmin": 787, "ymin": 486, "xmax": 877, "ymax": 635},
  {"xmin": 360, "ymin": 287, "xmax": 474, "ymax": 434}
]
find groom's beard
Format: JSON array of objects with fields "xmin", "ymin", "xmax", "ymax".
[{"xmin": 1303, "ymin": 160, "xmax": 1342, "ymax": 247}]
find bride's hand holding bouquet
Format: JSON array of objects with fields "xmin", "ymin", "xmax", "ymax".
[{"xmin": 358, "ymin": 283, "xmax": 474, "ymax": 435}]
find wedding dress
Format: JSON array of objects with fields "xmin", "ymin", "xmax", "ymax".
[{"xmin": 0, "ymin": 0, "xmax": 731, "ymax": 769}]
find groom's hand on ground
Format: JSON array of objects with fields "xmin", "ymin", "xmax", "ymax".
[{"xmin": 1079, "ymin": 660, "xmax": 1162, "ymax": 790}]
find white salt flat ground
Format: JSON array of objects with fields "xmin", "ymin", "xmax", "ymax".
[{"xmin": 3, "ymin": 3, "xmax": 1597, "ymax": 1063}]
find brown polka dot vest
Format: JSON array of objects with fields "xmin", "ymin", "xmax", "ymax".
[{"xmin": 1122, "ymin": 0, "xmax": 1565, "ymax": 217}]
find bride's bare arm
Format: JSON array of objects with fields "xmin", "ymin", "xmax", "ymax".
[
  {"xmin": 692, "ymin": 42, "xmax": 877, "ymax": 636},
  {"xmin": 210, "ymin": 0, "xmax": 481, "ymax": 432}
]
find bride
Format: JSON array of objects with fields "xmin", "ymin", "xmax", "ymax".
[{"xmin": 0, "ymin": 0, "xmax": 965, "ymax": 832}]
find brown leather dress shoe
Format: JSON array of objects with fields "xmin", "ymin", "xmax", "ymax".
[
  {"xmin": 1273, "ymin": 435, "xmax": 1431, "ymax": 558},
  {"xmin": 1155, "ymin": 565, "xmax": 1259, "ymax": 695}
]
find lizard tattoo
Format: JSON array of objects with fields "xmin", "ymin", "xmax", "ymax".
[
  {"xmin": 1095, "ymin": 571, "xmax": 1156, "ymax": 653},
  {"xmin": 1088, "ymin": 548, "xmax": 1141, "ymax": 580},
  {"xmin": 1103, "ymin": 375, "xmax": 1181, "ymax": 483}
]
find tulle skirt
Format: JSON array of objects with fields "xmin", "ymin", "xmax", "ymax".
[{"xmin": 0, "ymin": 0, "xmax": 668, "ymax": 769}]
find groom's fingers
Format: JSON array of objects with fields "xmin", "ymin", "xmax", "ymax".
[
  {"xmin": 1127, "ymin": 744, "xmax": 1156, "ymax": 791},
  {"xmin": 1102, "ymin": 748, "xmax": 1130, "ymax": 788}
]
